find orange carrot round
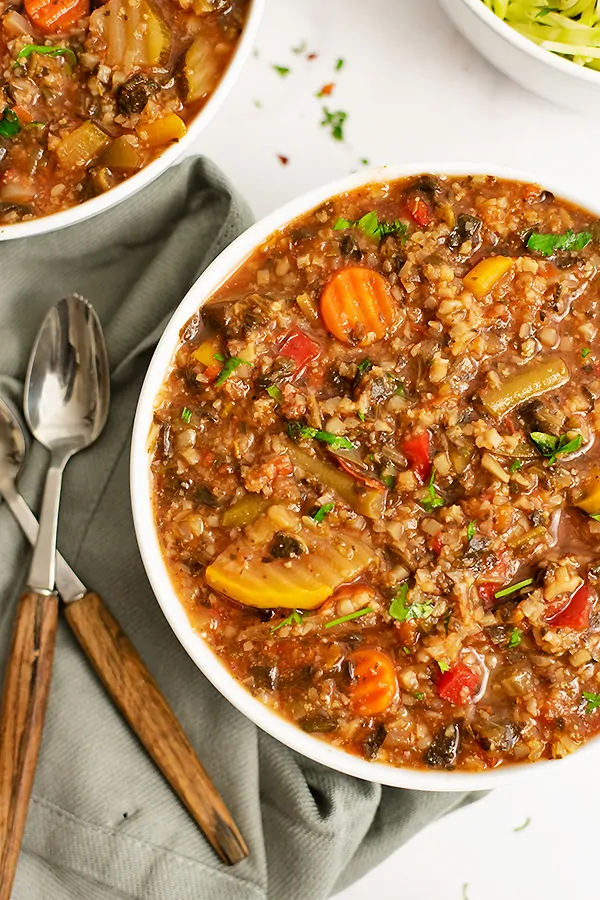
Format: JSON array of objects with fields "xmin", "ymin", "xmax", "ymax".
[
  {"xmin": 320, "ymin": 266, "xmax": 399, "ymax": 347},
  {"xmin": 24, "ymin": 0, "xmax": 88, "ymax": 33},
  {"xmin": 349, "ymin": 648, "xmax": 397, "ymax": 716}
]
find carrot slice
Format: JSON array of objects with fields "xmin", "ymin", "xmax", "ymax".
[
  {"xmin": 320, "ymin": 266, "xmax": 399, "ymax": 347},
  {"xmin": 24, "ymin": 0, "xmax": 88, "ymax": 33},
  {"xmin": 350, "ymin": 648, "xmax": 397, "ymax": 715}
]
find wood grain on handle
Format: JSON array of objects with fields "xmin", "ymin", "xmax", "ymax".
[
  {"xmin": 64, "ymin": 593, "xmax": 248, "ymax": 866},
  {"xmin": 0, "ymin": 591, "xmax": 59, "ymax": 900}
]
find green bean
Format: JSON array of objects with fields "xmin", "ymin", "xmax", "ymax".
[{"xmin": 480, "ymin": 357, "xmax": 569, "ymax": 418}]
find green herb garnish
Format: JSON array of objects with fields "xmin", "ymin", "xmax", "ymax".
[
  {"xmin": 266, "ymin": 384, "xmax": 283, "ymax": 401},
  {"xmin": 420, "ymin": 467, "xmax": 444, "ymax": 513},
  {"xmin": 215, "ymin": 356, "xmax": 247, "ymax": 386},
  {"xmin": 508, "ymin": 627, "xmax": 523, "ymax": 648},
  {"xmin": 413, "ymin": 691, "xmax": 424, "ymax": 701},
  {"xmin": 321, "ymin": 107, "xmax": 347, "ymax": 141},
  {"xmin": 360, "ymin": 157, "xmax": 369, "ymax": 166},
  {"xmin": 271, "ymin": 610, "xmax": 304, "ymax": 632},
  {"xmin": 325, "ymin": 606, "xmax": 372, "ymax": 628},
  {"xmin": 527, "ymin": 229, "xmax": 592, "ymax": 257},
  {"xmin": 213, "ymin": 352, "xmax": 226, "ymax": 362},
  {"xmin": 0, "ymin": 108, "xmax": 20, "ymax": 138},
  {"xmin": 335, "ymin": 58, "xmax": 344, "ymax": 70},
  {"xmin": 16, "ymin": 44, "xmax": 77, "ymax": 68},
  {"xmin": 514, "ymin": 817, "xmax": 531, "ymax": 832},
  {"xmin": 583, "ymin": 691, "xmax": 600, "ymax": 712},
  {"xmin": 273, "ymin": 65, "xmax": 290, "ymax": 76},
  {"xmin": 334, "ymin": 210, "xmax": 407, "ymax": 243},
  {"xmin": 389, "ymin": 583, "xmax": 434, "ymax": 622},
  {"xmin": 438, "ymin": 660, "xmax": 450, "ymax": 673},
  {"xmin": 582, "ymin": 348, "xmax": 591, "ymax": 359},
  {"xmin": 494, "ymin": 578, "xmax": 534, "ymax": 600},
  {"xmin": 381, "ymin": 473, "xmax": 395, "ymax": 490},
  {"xmin": 181, "ymin": 407, "xmax": 192, "ymax": 424},
  {"xmin": 312, "ymin": 502, "xmax": 334, "ymax": 523},
  {"xmin": 287, "ymin": 421, "xmax": 354, "ymax": 450},
  {"xmin": 357, "ymin": 412, "xmax": 366, "ymax": 422},
  {"xmin": 510, "ymin": 459, "xmax": 523, "ymax": 473},
  {"xmin": 356, "ymin": 357, "xmax": 372, "ymax": 374},
  {"xmin": 467, "ymin": 521, "xmax": 476, "ymax": 542},
  {"xmin": 529, "ymin": 431, "xmax": 583, "ymax": 465}
]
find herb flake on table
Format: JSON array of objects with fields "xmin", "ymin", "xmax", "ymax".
[
  {"xmin": 335, "ymin": 57, "xmax": 345, "ymax": 70},
  {"xmin": 325, "ymin": 606, "xmax": 372, "ymax": 628},
  {"xmin": 215, "ymin": 356, "xmax": 248, "ymax": 386},
  {"xmin": 0, "ymin": 108, "xmax": 20, "ymax": 137},
  {"xmin": 527, "ymin": 229, "xmax": 592, "ymax": 256},
  {"xmin": 389, "ymin": 583, "xmax": 434, "ymax": 622},
  {"xmin": 529, "ymin": 431, "xmax": 582, "ymax": 465},
  {"xmin": 292, "ymin": 40, "xmax": 307, "ymax": 54},
  {"xmin": 321, "ymin": 106, "xmax": 347, "ymax": 141},
  {"xmin": 273, "ymin": 64, "xmax": 290, "ymax": 76},
  {"xmin": 333, "ymin": 210, "xmax": 407, "ymax": 242},
  {"xmin": 513, "ymin": 816, "xmax": 531, "ymax": 832}
]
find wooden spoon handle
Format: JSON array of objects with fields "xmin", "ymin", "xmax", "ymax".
[
  {"xmin": 0, "ymin": 591, "xmax": 59, "ymax": 900},
  {"xmin": 64, "ymin": 592, "xmax": 248, "ymax": 866}
]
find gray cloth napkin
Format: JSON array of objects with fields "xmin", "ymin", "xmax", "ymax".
[{"xmin": 0, "ymin": 158, "xmax": 480, "ymax": 900}]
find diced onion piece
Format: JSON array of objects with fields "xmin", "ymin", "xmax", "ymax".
[
  {"xmin": 205, "ymin": 517, "xmax": 376, "ymax": 609},
  {"xmin": 55, "ymin": 122, "xmax": 110, "ymax": 170},
  {"xmin": 479, "ymin": 357, "xmax": 569, "ymax": 418},
  {"xmin": 178, "ymin": 31, "xmax": 221, "ymax": 103}
]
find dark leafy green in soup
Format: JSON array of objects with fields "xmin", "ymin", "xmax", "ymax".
[
  {"xmin": 0, "ymin": 0, "xmax": 248, "ymax": 223},
  {"xmin": 151, "ymin": 174, "xmax": 600, "ymax": 772}
]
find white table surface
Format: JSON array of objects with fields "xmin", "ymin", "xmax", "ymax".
[{"xmin": 197, "ymin": 1, "xmax": 600, "ymax": 897}]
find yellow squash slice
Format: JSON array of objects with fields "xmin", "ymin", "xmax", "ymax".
[{"xmin": 205, "ymin": 518, "xmax": 376, "ymax": 609}]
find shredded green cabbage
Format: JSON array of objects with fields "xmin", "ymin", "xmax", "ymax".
[{"xmin": 482, "ymin": 0, "xmax": 600, "ymax": 70}]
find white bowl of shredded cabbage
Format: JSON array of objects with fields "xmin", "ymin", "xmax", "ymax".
[{"xmin": 440, "ymin": 0, "xmax": 600, "ymax": 114}]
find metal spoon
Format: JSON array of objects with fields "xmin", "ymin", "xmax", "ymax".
[
  {"xmin": 0, "ymin": 296, "xmax": 109, "ymax": 900},
  {"xmin": 0, "ymin": 402, "xmax": 248, "ymax": 872}
]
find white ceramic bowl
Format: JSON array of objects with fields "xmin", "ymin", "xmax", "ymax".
[
  {"xmin": 131, "ymin": 161, "xmax": 599, "ymax": 790},
  {"xmin": 0, "ymin": 0, "xmax": 263, "ymax": 242},
  {"xmin": 440, "ymin": 0, "xmax": 600, "ymax": 115}
]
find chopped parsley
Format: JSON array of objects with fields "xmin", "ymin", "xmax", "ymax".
[
  {"xmin": 287, "ymin": 421, "xmax": 354, "ymax": 450},
  {"xmin": 360, "ymin": 158, "xmax": 369, "ymax": 166},
  {"xmin": 215, "ymin": 356, "xmax": 247, "ymax": 386},
  {"xmin": 508, "ymin": 627, "xmax": 523, "ymax": 648},
  {"xmin": 437, "ymin": 660, "xmax": 450, "ymax": 673},
  {"xmin": 420, "ymin": 467, "xmax": 444, "ymax": 513},
  {"xmin": 311, "ymin": 502, "xmax": 334, "ymax": 523},
  {"xmin": 213, "ymin": 352, "xmax": 226, "ymax": 362},
  {"xmin": 494, "ymin": 578, "xmax": 534, "ymax": 600},
  {"xmin": 0, "ymin": 108, "xmax": 20, "ymax": 138},
  {"xmin": 413, "ymin": 691, "xmax": 424, "ymax": 701},
  {"xmin": 513, "ymin": 816, "xmax": 531, "ymax": 832},
  {"xmin": 325, "ymin": 606, "xmax": 372, "ymax": 628},
  {"xmin": 527, "ymin": 229, "xmax": 592, "ymax": 257},
  {"xmin": 529, "ymin": 431, "xmax": 583, "ymax": 465},
  {"xmin": 16, "ymin": 44, "xmax": 77, "ymax": 68},
  {"xmin": 467, "ymin": 521, "xmax": 476, "ymax": 542},
  {"xmin": 334, "ymin": 210, "xmax": 407, "ymax": 242},
  {"xmin": 583, "ymin": 691, "xmax": 600, "ymax": 712},
  {"xmin": 321, "ymin": 107, "xmax": 347, "ymax": 141},
  {"xmin": 582, "ymin": 348, "xmax": 591, "ymax": 358},
  {"xmin": 357, "ymin": 411, "xmax": 366, "ymax": 422},
  {"xmin": 510, "ymin": 459, "xmax": 523, "ymax": 473},
  {"xmin": 389, "ymin": 583, "xmax": 434, "ymax": 622},
  {"xmin": 266, "ymin": 384, "xmax": 283, "ymax": 401},
  {"xmin": 181, "ymin": 407, "xmax": 192, "ymax": 424},
  {"xmin": 273, "ymin": 65, "xmax": 290, "ymax": 76},
  {"xmin": 271, "ymin": 610, "xmax": 304, "ymax": 632},
  {"xmin": 335, "ymin": 57, "xmax": 344, "ymax": 70},
  {"xmin": 356, "ymin": 357, "xmax": 372, "ymax": 374},
  {"xmin": 381, "ymin": 473, "xmax": 395, "ymax": 490}
]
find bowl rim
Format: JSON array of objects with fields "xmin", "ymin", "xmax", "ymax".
[
  {"xmin": 0, "ymin": 0, "xmax": 264, "ymax": 242},
  {"xmin": 452, "ymin": 0, "xmax": 600, "ymax": 85},
  {"xmin": 131, "ymin": 159, "xmax": 599, "ymax": 791}
]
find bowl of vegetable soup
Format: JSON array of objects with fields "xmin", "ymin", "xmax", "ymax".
[
  {"xmin": 0, "ymin": 0, "xmax": 263, "ymax": 239},
  {"xmin": 440, "ymin": 0, "xmax": 600, "ymax": 115},
  {"xmin": 132, "ymin": 162, "xmax": 600, "ymax": 789}
]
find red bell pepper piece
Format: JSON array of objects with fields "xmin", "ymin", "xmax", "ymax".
[
  {"xmin": 406, "ymin": 196, "xmax": 431, "ymax": 227},
  {"xmin": 438, "ymin": 662, "xmax": 479, "ymax": 705},
  {"xmin": 478, "ymin": 582, "xmax": 499, "ymax": 609},
  {"xmin": 431, "ymin": 533, "xmax": 444, "ymax": 555},
  {"xmin": 549, "ymin": 584, "xmax": 590, "ymax": 630},
  {"xmin": 402, "ymin": 432, "xmax": 431, "ymax": 483},
  {"xmin": 278, "ymin": 328, "xmax": 320, "ymax": 371}
]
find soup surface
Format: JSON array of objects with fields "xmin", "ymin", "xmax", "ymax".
[
  {"xmin": 0, "ymin": 0, "xmax": 248, "ymax": 223},
  {"xmin": 151, "ymin": 174, "xmax": 600, "ymax": 771}
]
